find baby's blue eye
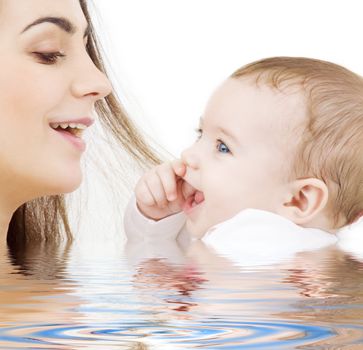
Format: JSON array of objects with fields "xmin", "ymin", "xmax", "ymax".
[{"xmin": 217, "ymin": 140, "xmax": 230, "ymax": 153}]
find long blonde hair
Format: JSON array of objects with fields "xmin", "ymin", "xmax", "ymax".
[{"xmin": 7, "ymin": 0, "xmax": 159, "ymax": 245}]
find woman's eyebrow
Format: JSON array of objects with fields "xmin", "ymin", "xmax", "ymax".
[{"xmin": 20, "ymin": 16, "xmax": 90, "ymax": 38}]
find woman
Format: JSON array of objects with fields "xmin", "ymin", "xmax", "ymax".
[{"xmin": 0, "ymin": 0, "xmax": 158, "ymax": 245}]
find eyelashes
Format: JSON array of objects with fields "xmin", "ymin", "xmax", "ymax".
[
  {"xmin": 216, "ymin": 140, "xmax": 230, "ymax": 153},
  {"xmin": 32, "ymin": 51, "xmax": 66, "ymax": 65},
  {"xmin": 195, "ymin": 127, "xmax": 203, "ymax": 140},
  {"xmin": 194, "ymin": 127, "xmax": 231, "ymax": 154}
]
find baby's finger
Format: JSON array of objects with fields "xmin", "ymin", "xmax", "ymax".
[
  {"xmin": 171, "ymin": 159, "xmax": 186, "ymax": 178},
  {"xmin": 135, "ymin": 179, "xmax": 156, "ymax": 207},
  {"xmin": 181, "ymin": 180, "xmax": 196, "ymax": 199},
  {"xmin": 156, "ymin": 163, "xmax": 178, "ymax": 201},
  {"xmin": 176, "ymin": 178, "xmax": 187, "ymax": 206},
  {"xmin": 145, "ymin": 170, "xmax": 168, "ymax": 208}
]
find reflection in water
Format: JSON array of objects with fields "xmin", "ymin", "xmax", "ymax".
[
  {"xmin": 7, "ymin": 239, "xmax": 72, "ymax": 279},
  {"xmin": 0, "ymin": 240, "xmax": 78, "ymax": 325},
  {"xmin": 133, "ymin": 257, "xmax": 207, "ymax": 312},
  {"xmin": 0, "ymin": 236, "xmax": 363, "ymax": 348},
  {"xmin": 279, "ymin": 249, "xmax": 363, "ymax": 347}
]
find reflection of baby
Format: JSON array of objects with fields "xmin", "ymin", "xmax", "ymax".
[
  {"xmin": 125, "ymin": 237, "xmax": 363, "ymax": 334},
  {"xmin": 133, "ymin": 258, "xmax": 206, "ymax": 312},
  {"xmin": 126, "ymin": 240, "xmax": 363, "ymax": 329},
  {"xmin": 124, "ymin": 56, "xmax": 363, "ymax": 242}
]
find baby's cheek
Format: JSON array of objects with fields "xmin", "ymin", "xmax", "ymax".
[
  {"xmin": 213, "ymin": 190, "xmax": 250, "ymax": 221},
  {"xmin": 207, "ymin": 198, "xmax": 231, "ymax": 222}
]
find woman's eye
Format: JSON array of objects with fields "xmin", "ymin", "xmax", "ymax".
[
  {"xmin": 216, "ymin": 140, "xmax": 230, "ymax": 154},
  {"xmin": 33, "ymin": 51, "xmax": 66, "ymax": 65}
]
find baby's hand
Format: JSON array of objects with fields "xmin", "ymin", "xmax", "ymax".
[{"xmin": 135, "ymin": 159, "xmax": 188, "ymax": 220}]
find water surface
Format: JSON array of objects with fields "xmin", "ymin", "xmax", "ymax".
[{"xmin": 1, "ymin": 237, "xmax": 363, "ymax": 349}]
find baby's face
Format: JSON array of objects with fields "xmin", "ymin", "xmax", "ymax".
[{"xmin": 181, "ymin": 77, "xmax": 305, "ymax": 237}]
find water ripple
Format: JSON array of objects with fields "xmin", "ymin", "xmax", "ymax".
[{"xmin": 0, "ymin": 320, "xmax": 343, "ymax": 349}]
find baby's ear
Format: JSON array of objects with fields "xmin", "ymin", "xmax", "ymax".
[{"xmin": 281, "ymin": 178, "xmax": 329, "ymax": 225}]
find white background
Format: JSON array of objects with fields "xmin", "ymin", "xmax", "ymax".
[{"xmin": 91, "ymin": 0, "xmax": 363, "ymax": 157}]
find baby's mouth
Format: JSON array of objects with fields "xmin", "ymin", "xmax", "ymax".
[{"xmin": 182, "ymin": 182, "xmax": 205, "ymax": 214}]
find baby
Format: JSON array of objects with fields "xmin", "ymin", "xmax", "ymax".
[{"xmin": 124, "ymin": 57, "xmax": 363, "ymax": 242}]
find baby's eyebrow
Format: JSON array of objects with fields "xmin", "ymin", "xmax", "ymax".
[{"xmin": 216, "ymin": 126, "xmax": 239, "ymax": 144}]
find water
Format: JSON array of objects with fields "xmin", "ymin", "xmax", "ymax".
[{"xmin": 1, "ymin": 237, "xmax": 363, "ymax": 349}]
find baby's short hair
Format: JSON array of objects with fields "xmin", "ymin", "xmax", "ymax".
[{"xmin": 231, "ymin": 57, "xmax": 363, "ymax": 227}]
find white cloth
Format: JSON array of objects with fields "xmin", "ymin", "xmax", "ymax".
[
  {"xmin": 336, "ymin": 216, "xmax": 363, "ymax": 260},
  {"xmin": 123, "ymin": 196, "xmax": 187, "ymax": 242},
  {"xmin": 203, "ymin": 209, "xmax": 337, "ymax": 266},
  {"xmin": 123, "ymin": 196, "xmax": 363, "ymax": 266}
]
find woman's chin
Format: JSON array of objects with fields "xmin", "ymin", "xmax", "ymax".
[
  {"xmin": 60, "ymin": 178, "xmax": 82, "ymax": 194},
  {"xmin": 43, "ymin": 173, "xmax": 83, "ymax": 196}
]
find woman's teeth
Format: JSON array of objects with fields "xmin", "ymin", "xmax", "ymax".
[
  {"xmin": 50, "ymin": 122, "xmax": 87, "ymax": 130},
  {"xmin": 50, "ymin": 122, "xmax": 87, "ymax": 137}
]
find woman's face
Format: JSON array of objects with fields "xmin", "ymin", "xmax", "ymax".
[{"xmin": 0, "ymin": 0, "xmax": 111, "ymax": 206}]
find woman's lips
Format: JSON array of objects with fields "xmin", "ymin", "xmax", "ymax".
[
  {"xmin": 182, "ymin": 190, "xmax": 205, "ymax": 214},
  {"xmin": 52, "ymin": 128, "xmax": 86, "ymax": 152}
]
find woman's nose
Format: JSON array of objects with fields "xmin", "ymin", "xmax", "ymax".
[
  {"xmin": 181, "ymin": 145, "xmax": 199, "ymax": 170},
  {"xmin": 71, "ymin": 55, "xmax": 112, "ymax": 101}
]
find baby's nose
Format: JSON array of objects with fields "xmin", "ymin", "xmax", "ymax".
[{"xmin": 181, "ymin": 146, "xmax": 199, "ymax": 170}]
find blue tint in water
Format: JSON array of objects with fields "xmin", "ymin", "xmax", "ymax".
[
  {"xmin": 0, "ymin": 321, "xmax": 338, "ymax": 349},
  {"xmin": 1, "ymin": 239, "xmax": 363, "ymax": 349}
]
